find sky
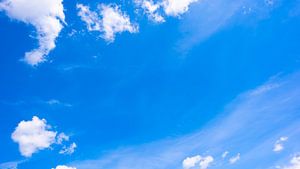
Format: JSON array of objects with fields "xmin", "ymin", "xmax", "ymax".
[{"xmin": 0, "ymin": 0, "xmax": 300, "ymax": 169}]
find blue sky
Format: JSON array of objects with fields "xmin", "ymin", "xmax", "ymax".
[{"xmin": 0, "ymin": 0, "xmax": 300, "ymax": 169}]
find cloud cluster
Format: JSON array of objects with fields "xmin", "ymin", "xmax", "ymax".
[
  {"xmin": 11, "ymin": 116, "xmax": 76, "ymax": 157},
  {"xmin": 283, "ymin": 155, "xmax": 300, "ymax": 169},
  {"xmin": 273, "ymin": 137, "xmax": 288, "ymax": 152},
  {"xmin": 11, "ymin": 116, "xmax": 57, "ymax": 157},
  {"xmin": 182, "ymin": 155, "xmax": 214, "ymax": 169},
  {"xmin": 77, "ymin": 3, "xmax": 138, "ymax": 42},
  {"xmin": 0, "ymin": 0, "xmax": 65, "ymax": 66},
  {"xmin": 134, "ymin": 0, "xmax": 198, "ymax": 23}
]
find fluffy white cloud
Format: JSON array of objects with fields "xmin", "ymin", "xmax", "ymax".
[
  {"xmin": 59, "ymin": 142, "xmax": 77, "ymax": 155},
  {"xmin": 162, "ymin": 0, "xmax": 198, "ymax": 16},
  {"xmin": 77, "ymin": 3, "xmax": 138, "ymax": 42},
  {"xmin": 52, "ymin": 165, "xmax": 76, "ymax": 169},
  {"xmin": 283, "ymin": 155, "xmax": 300, "ymax": 169},
  {"xmin": 273, "ymin": 136, "xmax": 288, "ymax": 152},
  {"xmin": 229, "ymin": 153, "xmax": 240, "ymax": 164},
  {"xmin": 135, "ymin": 0, "xmax": 165, "ymax": 23},
  {"xmin": 182, "ymin": 155, "xmax": 213, "ymax": 169},
  {"xmin": 0, "ymin": 0, "xmax": 65, "ymax": 66},
  {"xmin": 11, "ymin": 116, "xmax": 57, "ymax": 157}
]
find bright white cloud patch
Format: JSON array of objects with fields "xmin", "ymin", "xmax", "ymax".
[
  {"xmin": 59, "ymin": 142, "xmax": 77, "ymax": 155},
  {"xmin": 283, "ymin": 155, "xmax": 300, "ymax": 169},
  {"xmin": 77, "ymin": 3, "xmax": 138, "ymax": 42},
  {"xmin": 273, "ymin": 136, "xmax": 288, "ymax": 152},
  {"xmin": 52, "ymin": 165, "xmax": 76, "ymax": 169},
  {"xmin": 182, "ymin": 155, "xmax": 213, "ymax": 169},
  {"xmin": 229, "ymin": 153, "xmax": 240, "ymax": 164},
  {"xmin": 135, "ymin": 0, "xmax": 165, "ymax": 23},
  {"xmin": 0, "ymin": 0, "xmax": 65, "ymax": 66},
  {"xmin": 162, "ymin": 0, "xmax": 198, "ymax": 16},
  {"xmin": 11, "ymin": 116, "xmax": 57, "ymax": 157}
]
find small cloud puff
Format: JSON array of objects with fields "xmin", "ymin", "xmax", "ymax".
[
  {"xmin": 273, "ymin": 136, "xmax": 288, "ymax": 152},
  {"xmin": 182, "ymin": 155, "xmax": 214, "ymax": 169},
  {"xmin": 52, "ymin": 165, "xmax": 76, "ymax": 169},
  {"xmin": 59, "ymin": 142, "xmax": 77, "ymax": 155},
  {"xmin": 229, "ymin": 153, "xmax": 240, "ymax": 164}
]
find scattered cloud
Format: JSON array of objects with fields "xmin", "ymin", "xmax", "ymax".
[
  {"xmin": 0, "ymin": 0, "xmax": 65, "ymax": 66},
  {"xmin": 229, "ymin": 153, "xmax": 240, "ymax": 164},
  {"xmin": 69, "ymin": 73, "xmax": 300, "ymax": 169},
  {"xmin": 282, "ymin": 154, "xmax": 300, "ymax": 169},
  {"xmin": 59, "ymin": 142, "xmax": 77, "ymax": 155},
  {"xmin": 273, "ymin": 137, "xmax": 288, "ymax": 152},
  {"xmin": 77, "ymin": 3, "xmax": 138, "ymax": 42},
  {"xmin": 56, "ymin": 132, "xmax": 70, "ymax": 144},
  {"xmin": 162, "ymin": 0, "xmax": 198, "ymax": 17},
  {"xmin": 11, "ymin": 116, "xmax": 57, "ymax": 157},
  {"xmin": 52, "ymin": 165, "xmax": 76, "ymax": 169},
  {"xmin": 182, "ymin": 155, "xmax": 213, "ymax": 169},
  {"xmin": 222, "ymin": 151, "xmax": 229, "ymax": 158},
  {"xmin": 135, "ymin": 0, "xmax": 165, "ymax": 23}
]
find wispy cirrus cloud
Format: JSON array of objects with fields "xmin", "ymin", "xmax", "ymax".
[{"xmin": 71, "ymin": 72, "xmax": 300, "ymax": 169}]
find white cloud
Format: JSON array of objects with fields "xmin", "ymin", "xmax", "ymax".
[
  {"xmin": 77, "ymin": 4, "xmax": 101, "ymax": 31},
  {"xmin": 229, "ymin": 153, "xmax": 240, "ymax": 164},
  {"xmin": 162, "ymin": 0, "xmax": 198, "ymax": 16},
  {"xmin": 273, "ymin": 137, "xmax": 288, "ymax": 152},
  {"xmin": 56, "ymin": 132, "xmax": 70, "ymax": 144},
  {"xmin": 283, "ymin": 155, "xmax": 300, "ymax": 169},
  {"xmin": 52, "ymin": 165, "xmax": 76, "ymax": 169},
  {"xmin": 11, "ymin": 116, "xmax": 57, "ymax": 157},
  {"xmin": 183, "ymin": 155, "xmax": 201, "ymax": 169},
  {"xmin": 59, "ymin": 142, "xmax": 77, "ymax": 155},
  {"xmin": 222, "ymin": 151, "xmax": 229, "ymax": 158},
  {"xmin": 135, "ymin": 0, "xmax": 165, "ymax": 23},
  {"xmin": 199, "ymin": 156, "xmax": 214, "ymax": 169},
  {"xmin": 182, "ymin": 155, "xmax": 213, "ymax": 169},
  {"xmin": 77, "ymin": 3, "xmax": 138, "ymax": 42},
  {"xmin": 0, "ymin": 0, "xmax": 65, "ymax": 66}
]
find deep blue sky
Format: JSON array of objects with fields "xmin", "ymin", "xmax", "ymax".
[{"xmin": 0, "ymin": 0, "xmax": 300, "ymax": 169}]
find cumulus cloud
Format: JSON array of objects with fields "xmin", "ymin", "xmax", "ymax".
[
  {"xmin": 11, "ymin": 116, "xmax": 57, "ymax": 157},
  {"xmin": 77, "ymin": 3, "xmax": 138, "ymax": 42},
  {"xmin": 273, "ymin": 137, "xmax": 288, "ymax": 152},
  {"xmin": 182, "ymin": 155, "xmax": 213, "ymax": 169},
  {"xmin": 162, "ymin": 0, "xmax": 198, "ymax": 16},
  {"xmin": 52, "ymin": 165, "xmax": 76, "ymax": 169},
  {"xmin": 229, "ymin": 153, "xmax": 240, "ymax": 164},
  {"xmin": 135, "ymin": 0, "xmax": 165, "ymax": 23},
  {"xmin": 59, "ymin": 142, "xmax": 77, "ymax": 155},
  {"xmin": 0, "ymin": 0, "xmax": 65, "ymax": 66},
  {"xmin": 282, "ymin": 155, "xmax": 300, "ymax": 169}
]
